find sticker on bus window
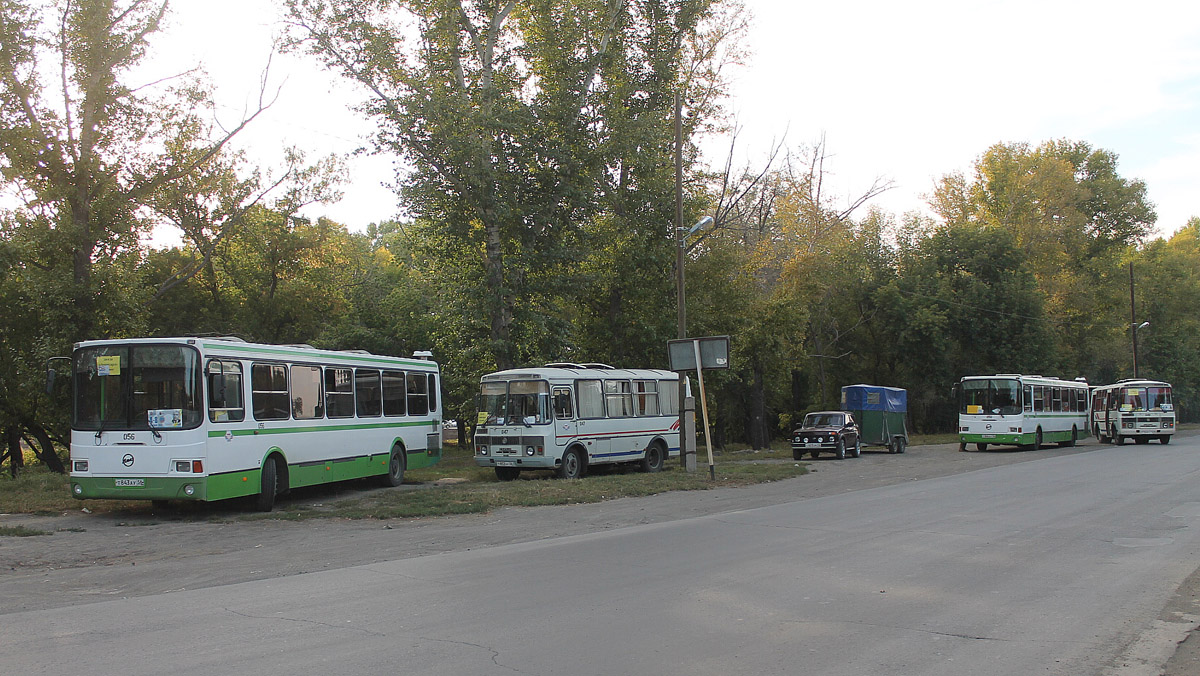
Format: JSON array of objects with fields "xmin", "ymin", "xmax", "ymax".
[
  {"xmin": 1120, "ymin": 404, "xmax": 1133, "ymax": 412},
  {"xmin": 477, "ymin": 411, "xmax": 489, "ymax": 425},
  {"xmin": 967, "ymin": 405, "xmax": 983, "ymax": 414},
  {"xmin": 96, "ymin": 355, "xmax": 121, "ymax": 376},
  {"xmin": 148, "ymin": 409, "xmax": 183, "ymax": 429}
]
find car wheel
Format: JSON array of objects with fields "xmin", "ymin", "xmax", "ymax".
[
  {"xmin": 836, "ymin": 439, "xmax": 846, "ymax": 459},
  {"xmin": 852, "ymin": 438, "xmax": 861, "ymax": 458}
]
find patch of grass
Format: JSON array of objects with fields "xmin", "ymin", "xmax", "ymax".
[
  {"xmin": 2, "ymin": 443, "xmax": 810, "ymax": 521},
  {"xmin": 252, "ymin": 460, "xmax": 809, "ymax": 521},
  {"xmin": 0, "ymin": 466, "xmax": 146, "ymax": 515},
  {"xmin": 0, "ymin": 525, "xmax": 51, "ymax": 537}
]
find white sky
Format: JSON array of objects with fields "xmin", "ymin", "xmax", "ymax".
[{"xmin": 153, "ymin": 0, "xmax": 1200, "ymax": 238}]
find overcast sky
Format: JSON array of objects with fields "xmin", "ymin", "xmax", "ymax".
[{"xmin": 154, "ymin": 0, "xmax": 1200, "ymax": 238}]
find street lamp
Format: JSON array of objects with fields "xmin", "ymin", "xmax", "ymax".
[
  {"xmin": 1132, "ymin": 321, "xmax": 1149, "ymax": 378},
  {"xmin": 676, "ymin": 215, "xmax": 714, "ymax": 339}
]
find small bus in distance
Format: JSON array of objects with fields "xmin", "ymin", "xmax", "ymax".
[
  {"xmin": 473, "ymin": 363, "xmax": 683, "ymax": 480},
  {"xmin": 1090, "ymin": 379, "xmax": 1175, "ymax": 445}
]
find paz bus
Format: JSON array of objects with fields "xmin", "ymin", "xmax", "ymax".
[
  {"xmin": 473, "ymin": 363, "xmax": 683, "ymax": 480},
  {"xmin": 956, "ymin": 374, "xmax": 1090, "ymax": 451},
  {"xmin": 61, "ymin": 337, "xmax": 442, "ymax": 510},
  {"xmin": 1090, "ymin": 379, "xmax": 1175, "ymax": 445}
]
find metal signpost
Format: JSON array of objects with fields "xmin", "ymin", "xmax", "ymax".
[{"xmin": 668, "ymin": 336, "xmax": 730, "ymax": 479}]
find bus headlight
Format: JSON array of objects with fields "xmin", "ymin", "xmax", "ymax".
[
  {"xmin": 525, "ymin": 446, "xmax": 535, "ymax": 456},
  {"xmin": 477, "ymin": 445, "xmax": 489, "ymax": 456}
]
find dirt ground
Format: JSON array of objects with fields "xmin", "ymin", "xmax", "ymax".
[{"xmin": 4, "ymin": 433, "xmax": 1199, "ymax": 673}]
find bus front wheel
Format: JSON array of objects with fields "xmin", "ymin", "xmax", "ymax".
[
  {"xmin": 255, "ymin": 457, "xmax": 278, "ymax": 512},
  {"xmin": 559, "ymin": 448, "xmax": 586, "ymax": 479}
]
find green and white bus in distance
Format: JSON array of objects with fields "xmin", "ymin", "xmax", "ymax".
[
  {"xmin": 956, "ymin": 374, "xmax": 1090, "ymax": 451},
  {"xmin": 1090, "ymin": 379, "xmax": 1175, "ymax": 445},
  {"xmin": 64, "ymin": 337, "xmax": 442, "ymax": 510}
]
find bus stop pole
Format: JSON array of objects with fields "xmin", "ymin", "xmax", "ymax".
[{"xmin": 693, "ymin": 340, "xmax": 716, "ymax": 480}]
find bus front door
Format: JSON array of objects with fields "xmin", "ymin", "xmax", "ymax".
[{"xmin": 553, "ymin": 386, "xmax": 576, "ymax": 446}]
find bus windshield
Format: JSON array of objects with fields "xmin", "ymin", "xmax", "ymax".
[
  {"xmin": 479, "ymin": 380, "xmax": 551, "ymax": 426},
  {"xmin": 74, "ymin": 344, "xmax": 202, "ymax": 431},
  {"xmin": 960, "ymin": 378, "xmax": 1022, "ymax": 416},
  {"xmin": 1119, "ymin": 386, "xmax": 1172, "ymax": 412}
]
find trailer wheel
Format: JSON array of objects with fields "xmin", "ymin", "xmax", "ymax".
[{"xmin": 895, "ymin": 437, "xmax": 906, "ymax": 454}]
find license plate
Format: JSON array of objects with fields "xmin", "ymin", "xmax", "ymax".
[
  {"xmin": 805, "ymin": 443, "xmax": 822, "ymax": 448},
  {"xmin": 115, "ymin": 478, "xmax": 145, "ymax": 487},
  {"xmin": 982, "ymin": 434, "xmax": 996, "ymax": 439},
  {"xmin": 497, "ymin": 461, "xmax": 516, "ymax": 467}
]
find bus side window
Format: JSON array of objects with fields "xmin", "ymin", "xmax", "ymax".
[
  {"xmin": 356, "ymin": 369, "xmax": 382, "ymax": 417},
  {"xmin": 553, "ymin": 387, "xmax": 574, "ymax": 420},
  {"xmin": 207, "ymin": 359, "xmax": 245, "ymax": 423},
  {"xmin": 252, "ymin": 363, "xmax": 289, "ymax": 420},
  {"xmin": 291, "ymin": 365, "xmax": 323, "ymax": 419},
  {"xmin": 1024, "ymin": 386, "xmax": 1033, "ymax": 412},
  {"xmin": 325, "ymin": 367, "xmax": 355, "ymax": 418},
  {"xmin": 407, "ymin": 372, "xmax": 429, "ymax": 416},
  {"xmin": 577, "ymin": 379, "xmax": 604, "ymax": 419},
  {"xmin": 382, "ymin": 370, "xmax": 406, "ymax": 416},
  {"xmin": 428, "ymin": 373, "xmax": 438, "ymax": 413}
]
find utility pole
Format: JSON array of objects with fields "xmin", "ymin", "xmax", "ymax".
[{"xmin": 1130, "ymin": 262, "xmax": 1139, "ymax": 379}]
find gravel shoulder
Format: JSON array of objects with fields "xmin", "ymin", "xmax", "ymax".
[{"xmin": 4, "ymin": 433, "xmax": 1199, "ymax": 672}]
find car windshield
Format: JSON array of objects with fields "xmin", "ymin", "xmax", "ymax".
[{"xmin": 805, "ymin": 413, "xmax": 844, "ymax": 427}]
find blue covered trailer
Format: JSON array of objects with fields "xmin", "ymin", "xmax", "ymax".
[{"xmin": 841, "ymin": 384, "xmax": 910, "ymax": 453}]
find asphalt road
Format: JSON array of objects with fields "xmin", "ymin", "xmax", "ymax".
[{"xmin": 3, "ymin": 434, "xmax": 1200, "ymax": 675}]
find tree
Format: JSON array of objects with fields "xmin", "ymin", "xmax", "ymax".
[
  {"xmin": 284, "ymin": 0, "xmax": 726, "ymax": 373},
  {"xmin": 0, "ymin": 0, "xmax": 270, "ymax": 473}
]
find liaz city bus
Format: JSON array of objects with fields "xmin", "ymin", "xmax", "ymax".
[
  {"xmin": 1090, "ymin": 379, "xmax": 1175, "ymax": 445},
  {"xmin": 60, "ymin": 337, "xmax": 442, "ymax": 510},
  {"xmin": 473, "ymin": 363, "xmax": 683, "ymax": 480},
  {"xmin": 956, "ymin": 374, "xmax": 1090, "ymax": 451}
]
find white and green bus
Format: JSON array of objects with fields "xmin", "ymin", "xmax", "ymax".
[
  {"xmin": 63, "ymin": 337, "xmax": 442, "ymax": 510},
  {"xmin": 1090, "ymin": 379, "xmax": 1175, "ymax": 445},
  {"xmin": 956, "ymin": 374, "xmax": 1090, "ymax": 451}
]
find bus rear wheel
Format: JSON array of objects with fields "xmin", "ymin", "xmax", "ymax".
[
  {"xmin": 381, "ymin": 448, "xmax": 406, "ymax": 487},
  {"xmin": 640, "ymin": 442, "xmax": 665, "ymax": 473}
]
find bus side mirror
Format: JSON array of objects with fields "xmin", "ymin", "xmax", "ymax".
[{"xmin": 45, "ymin": 356, "xmax": 70, "ymax": 395}]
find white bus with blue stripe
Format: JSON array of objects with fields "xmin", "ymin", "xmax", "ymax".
[{"xmin": 473, "ymin": 364, "xmax": 683, "ymax": 480}]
